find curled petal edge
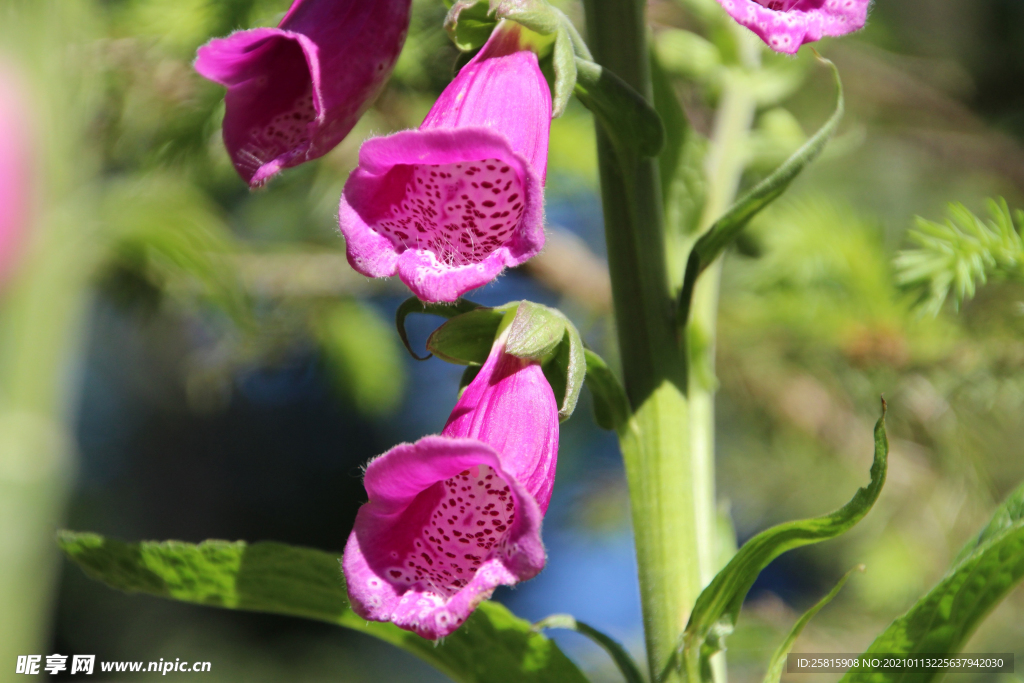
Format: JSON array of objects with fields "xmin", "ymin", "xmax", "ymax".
[{"xmin": 343, "ymin": 436, "xmax": 546, "ymax": 639}]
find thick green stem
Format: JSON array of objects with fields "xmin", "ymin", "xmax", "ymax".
[{"xmin": 582, "ymin": 2, "xmax": 703, "ymax": 680}]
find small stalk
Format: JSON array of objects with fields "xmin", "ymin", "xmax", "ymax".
[
  {"xmin": 689, "ymin": 36, "xmax": 760, "ymax": 588},
  {"xmin": 688, "ymin": 30, "xmax": 761, "ymax": 683}
]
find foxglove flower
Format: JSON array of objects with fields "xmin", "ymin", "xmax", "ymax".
[
  {"xmin": 0, "ymin": 64, "xmax": 32, "ymax": 286},
  {"xmin": 339, "ymin": 23, "xmax": 552, "ymax": 302},
  {"xmin": 715, "ymin": 0, "xmax": 871, "ymax": 54},
  {"xmin": 194, "ymin": 0, "xmax": 412, "ymax": 187},
  {"xmin": 343, "ymin": 339, "xmax": 558, "ymax": 638}
]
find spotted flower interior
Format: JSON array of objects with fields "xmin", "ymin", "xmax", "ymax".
[
  {"xmin": 755, "ymin": 0, "xmax": 825, "ymax": 10},
  {"xmin": 229, "ymin": 37, "xmax": 317, "ymax": 181},
  {"xmin": 382, "ymin": 465, "xmax": 517, "ymax": 596},
  {"xmin": 372, "ymin": 160, "xmax": 525, "ymax": 267}
]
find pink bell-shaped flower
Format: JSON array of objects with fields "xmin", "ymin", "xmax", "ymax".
[
  {"xmin": 338, "ymin": 22, "xmax": 552, "ymax": 303},
  {"xmin": 343, "ymin": 336, "xmax": 559, "ymax": 639},
  {"xmin": 0, "ymin": 64, "xmax": 32, "ymax": 286},
  {"xmin": 194, "ymin": 0, "xmax": 412, "ymax": 187},
  {"xmin": 715, "ymin": 0, "xmax": 871, "ymax": 54}
]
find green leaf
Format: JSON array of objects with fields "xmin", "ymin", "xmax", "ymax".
[
  {"xmin": 839, "ymin": 480, "xmax": 1024, "ymax": 683},
  {"xmin": 574, "ymin": 57, "xmax": 665, "ymax": 163},
  {"xmin": 427, "ymin": 307, "xmax": 509, "ymax": 365},
  {"xmin": 57, "ymin": 532, "xmax": 589, "ymax": 683},
  {"xmin": 459, "ymin": 364, "xmax": 483, "ymax": 394},
  {"xmin": 762, "ymin": 566, "xmax": 863, "ymax": 683},
  {"xmin": 534, "ymin": 614, "xmax": 645, "ymax": 683},
  {"xmin": 395, "ymin": 297, "xmax": 483, "ymax": 361},
  {"xmin": 677, "ymin": 56, "xmax": 844, "ymax": 328},
  {"xmin": 676, "ymin": 401, "xmax": 888, "ymax": 682},
  {"xmin": 583, "ymin": 349, "xmax": 630, "ymax": 432}
]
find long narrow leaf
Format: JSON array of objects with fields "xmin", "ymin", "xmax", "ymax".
[
  {"xmin": 678, "ymin": 56, "xmax": 844, "ymax": 327},
  {"xmin": 676, "ymin": 401, "xmax": 887, "ymax": 680},
  {"xmin": 762, "ymin": 566, "xmax": 864, "ymax": 683},
  {"xmin": 535, "ymin": 614, "xmax": 645, "ymax": 683}
]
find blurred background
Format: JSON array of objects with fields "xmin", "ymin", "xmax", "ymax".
[{"xmin": 1, "ymin": 0, "xmax": 1022, "ymax": 680}]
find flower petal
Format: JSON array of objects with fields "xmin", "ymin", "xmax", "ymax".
[
  {"xmin": 195, "ymin": 0, "xmax": 412, "ymax": 186},
  {"xmin": 715, "ymin": 0, "xmax": 870, "ymax": 54},
  {"xmin": 339, "ymin": 128, "xmax": 544, "ymax": 302},
  {"xmin": 196, "ymin": 28, "xmax": 318, "ymax": 184},
  {"xmin": 422, "ymin": 25, "xmax": 552, "ymax": 180},
  {"xmin": 343, "ymin": 436, "xmax": 545, "ymax": 639},
  {"xmin": 442, "ymin": 345, "xmax": 558, "ymax": 512}
]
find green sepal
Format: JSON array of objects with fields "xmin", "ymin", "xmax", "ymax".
[
  {"xmin": 574, "ymin": 57, "xmax": 665, "ymax": 162},
  {"xmin": 583, "ymin": 348, "xmax": 630, "ymax": 432},
  {"xmin": 444, "ymin": 1, "xmax": 497, "ymax": 52},
  {"xmin": 675, "ymin": 400, "xmax": 888, "ymax": 682},
  {"xmin": 506, "ymin": 300, "xmax": 567, "ymax": 360},
  {"xmin": 839, "ymin": 479, "xmax": 1024, "ymax": 683},
  {"xmin": 534, "ymin": 614, "xmax": 645, "ymax": 683},
  {"xmin": 550, "ymin": 24, "xmax": 577, "ymax": 117},
  {"xmin": 412, "ymin": 299, "xmax": 588, "ymax": 423},
  {"xmin": 677, "ymin": 56, "xmax": 844, "ymax": 328},
  {"xmin": 444, "ymin": 1, "xmax": 587, "ymax": 118},
  {"xmin": 762, "ymin": 566, "xmax": 863, "ymax": 683},
  {"xmin": 57, "ymin": 532, "xmax": 589, "ymax": 683},
  {"xmin": 506, "ymin": 301, "xmax": 586, "ymax": 422},
  {"xmin": 394, "ymin": 297, "xmax": 482, "ymax": 361},
  {"xmin": 427, "ymin": 307, "xmax": 510, "ymax": 365}
]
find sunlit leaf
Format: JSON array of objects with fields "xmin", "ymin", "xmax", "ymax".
[
  {"xmin": 58, "ymin": 532, "xmax": 590, "ymax": 683},
  {"xmin": 894, "ymin": 198, "xmax": 1024, "ymax": 316}
]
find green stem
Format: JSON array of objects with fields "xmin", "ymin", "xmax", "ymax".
[
  {"xmin": 689, "ymin": 51, "xmax": 760, "ymax": 590},
  {"xmin": 581, "ymin": 1, "xmax": 703, "ymax": 680}
]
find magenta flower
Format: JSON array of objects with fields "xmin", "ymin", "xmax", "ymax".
[
  {"xmin": 715, "ymin": 0, "xmax": 871, "ymax": 54},
  {"xmin": 343, "ymin": 340, "xmax": 559, "ymax": 638},
  {"xmin": 338, "ymin": 23, "xmax": 552, "ymax": 303},
  {"xmin": 194, "ymin": 0, "xmax": 412, "ymax": 187},
  {"xmin": 0, "ymin": 64, "xmax": 32, "ymax": 286}
]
